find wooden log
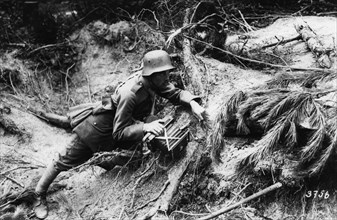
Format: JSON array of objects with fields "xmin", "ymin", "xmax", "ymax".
[
  {"xmin": 197, "ymin": 182, "xmax": 283, "ymax": 220},
  {"xmin": 294, "ymin": 22, "xmax": 332, "ymax": 68},
  {"xmin": 182, "ymin": 8, "xmax": 207, "ymax": 98},
  {"xmin": 139, "ymin": 140, "xmax": 200, "ymax": 220},
  {"xmin": 221, "ymin": 35, "xmax": 302, "ymax": 64}
]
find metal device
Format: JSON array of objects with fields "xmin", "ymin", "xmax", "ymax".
[{"xmin": 143, "ymin": 115, "xmax": 190, "ymax": 152}]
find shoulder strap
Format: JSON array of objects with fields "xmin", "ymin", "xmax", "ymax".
[{"xmin": 150, "ymin": 94, "xmax": 156, "ymax": 115}]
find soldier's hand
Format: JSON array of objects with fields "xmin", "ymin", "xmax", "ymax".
[
  {"xmin": 190, "ymin": 100, "xmax": 205, "ymax": 121},
  {"xmin": 143, "ymin": 119, "xmax": 165, "ymax": 136}
]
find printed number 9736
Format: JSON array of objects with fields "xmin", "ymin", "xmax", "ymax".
[{"xmin": 305, "ymin": 190, "xmax": 329, "ymax": 199}]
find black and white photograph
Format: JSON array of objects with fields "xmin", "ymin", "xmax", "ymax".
[{"xmin": 0, "ymin": 0, "xmax": 336, "ymax": 219}]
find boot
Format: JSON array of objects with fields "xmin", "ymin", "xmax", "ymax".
[{"xmin": 34, "ymin": 163, "xmax": 60, "ymax": 219}]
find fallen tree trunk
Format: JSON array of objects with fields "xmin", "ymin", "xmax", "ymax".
[
  {"xmin": 139, "ymin": 141, "xmax": 199, "ymax": 220},
  {"xmin": 224, "ymin": 35, "xmax": 303, "ymax": 67},
  {"xmin": 227, "ymin": 35, "xmax": 301, "ymax": 57},
  {"xmin": 181, "ymin": 8, "xmax": 207, "ymax": 98},
  {"xmin": 294, "ymin": 22, "xmax": 333, "ymax": 68}
]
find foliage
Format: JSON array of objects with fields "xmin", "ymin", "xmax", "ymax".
[
  {"xmin": 210, "ymin": 89, "xmax": 337, "ymax": 179},
  {"xmin": 0, "ymin": 2, "xmax": 29, "ymax": 47},
  {"xmin": 302, "ymin": 71, "xmax": 337, "ymax": 88},
  {"xmin": 210, "ymin": 91, "xmax": 247, "ymax": 163}
]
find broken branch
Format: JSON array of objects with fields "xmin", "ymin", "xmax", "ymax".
[
  {"xmin": 197, "ymin": 182, "xmax": 283, "ymax": 220},
  {"xmin": 184, "ymin": 35, "xmax": 336, "ymax": 73},
  {"xmin": 4, "ymin": 176, "xmax": 24, "ymax": 188},
  {"xmin": 260, "ymin": 35, "xmax": 301, "ymax": 50},
  {"xmin": 295, "ymin": 22, "xmax": 333, "ymax": 68},
  {"xmin": 0, "ymin": 166, "xmax": 41, "ymax": 176}
]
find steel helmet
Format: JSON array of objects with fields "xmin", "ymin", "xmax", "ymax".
[{"xmin": 142, "ymin": 50, "xmax": 175, "ymax": 76}]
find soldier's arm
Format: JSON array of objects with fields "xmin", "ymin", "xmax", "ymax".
[
  {"xmin": 112, "ymin": 92, "xmax": 144, "ymax": 142},
  {"xmin": 156, "ymin": 82, "xmax": 201, "ymax": 106},
  {"xmin": 157, "ymin": 82, "xmax": 206, "ymax": 121}
]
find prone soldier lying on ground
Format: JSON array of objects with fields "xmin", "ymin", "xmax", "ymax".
[{"xmin": 33, "ymin": 49, "xmax": 206, "ymax": 219}]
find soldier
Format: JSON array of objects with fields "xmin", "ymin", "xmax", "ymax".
[{"xmin": 33, "ymin": 50, "xmax": 205, "ymax": 219}]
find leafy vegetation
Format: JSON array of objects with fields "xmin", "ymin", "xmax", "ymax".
[{"xmin": 210, "ymin": 88, "xmax": 337, "ymax": 182}]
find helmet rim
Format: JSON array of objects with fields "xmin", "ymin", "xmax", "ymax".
[{"xmin": 142, "ymin": 50, "xmax": 175, "ymax": 76}]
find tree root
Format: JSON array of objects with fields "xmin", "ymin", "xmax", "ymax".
[
  {"xmin": 138, "ymin": 141, "xmax": 200, "ymax": 220},
  {"xmin": 70, "ymin": 150, "xmax": 143, "ymax": 172},
  {"xmin": 130, "ymin": 169, "xmax": 155, "ymax": 209},
  {"xmin": 134, "ymin": 180, "xmax": 169, "ymax": 211}
]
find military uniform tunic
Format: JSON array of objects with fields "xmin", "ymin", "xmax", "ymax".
[{"xmin": 54, "ymin": 72, "xmax": 200, "ymax": 171}]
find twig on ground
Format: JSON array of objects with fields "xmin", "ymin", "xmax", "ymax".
[
  {"xmin": 260, "ymin": 35, "xmax": 301, "ymax": 50},
  {"xmin": 85, "ymin": 71, "xmax": 92, "ymax": 103},
  {"xmin": 61, "ymin": 63, "xmax": 75, "ymax": 107},
  {"xmin": 197, "ymin": 182, "xmax": 283, "ymax": 220},
  {"xmin": 0, "ymin": 179, "xmax": 6, "ymax": 186},
  {"xmin": 27, "ymin": 42, "xmax": 67, "ymax": 55},
  {"xmin": 118, "ymin": 206, "xmax": 125, "ymax": 220},
  {"xmin": 228, "ymin": 183, "xmax": 252, "ymax": 205},
  {"xmin": 232, "ymin": 17, "xmax": 249, "ymax": 33},
  {"xmin": 77, "ymin": 203, "xmax": 90, "ymax": 219},
  {"xmin": 171, "ymin": 210, "xmax": 210, "ymax": 217},
  {"xmin": 0, "ymin": 189, "xmax": 27, "ymax": 209},
  {"xmin": 238, "ymin": 10, "xmax": 254, "ymax": 32},
  {"xmin": 0, "ymin": 166, "xmax": 41, "ymax": 176},
  {"xmin": 4, "ymin": 176, "xmax": 24, "ymax": 188}
]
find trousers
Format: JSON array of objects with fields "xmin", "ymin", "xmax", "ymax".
[
  {"xmin": 53, "ymin": 134, "xmax": 93, "ymax": 171},
  {"xmin": 52, "ymin": 134, "xmax": 141, "ymax": 172}
]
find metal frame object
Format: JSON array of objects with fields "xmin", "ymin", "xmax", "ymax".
[{"xmin": 143, "ymin": 116, "xmax": 191, "ymax": 152}]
